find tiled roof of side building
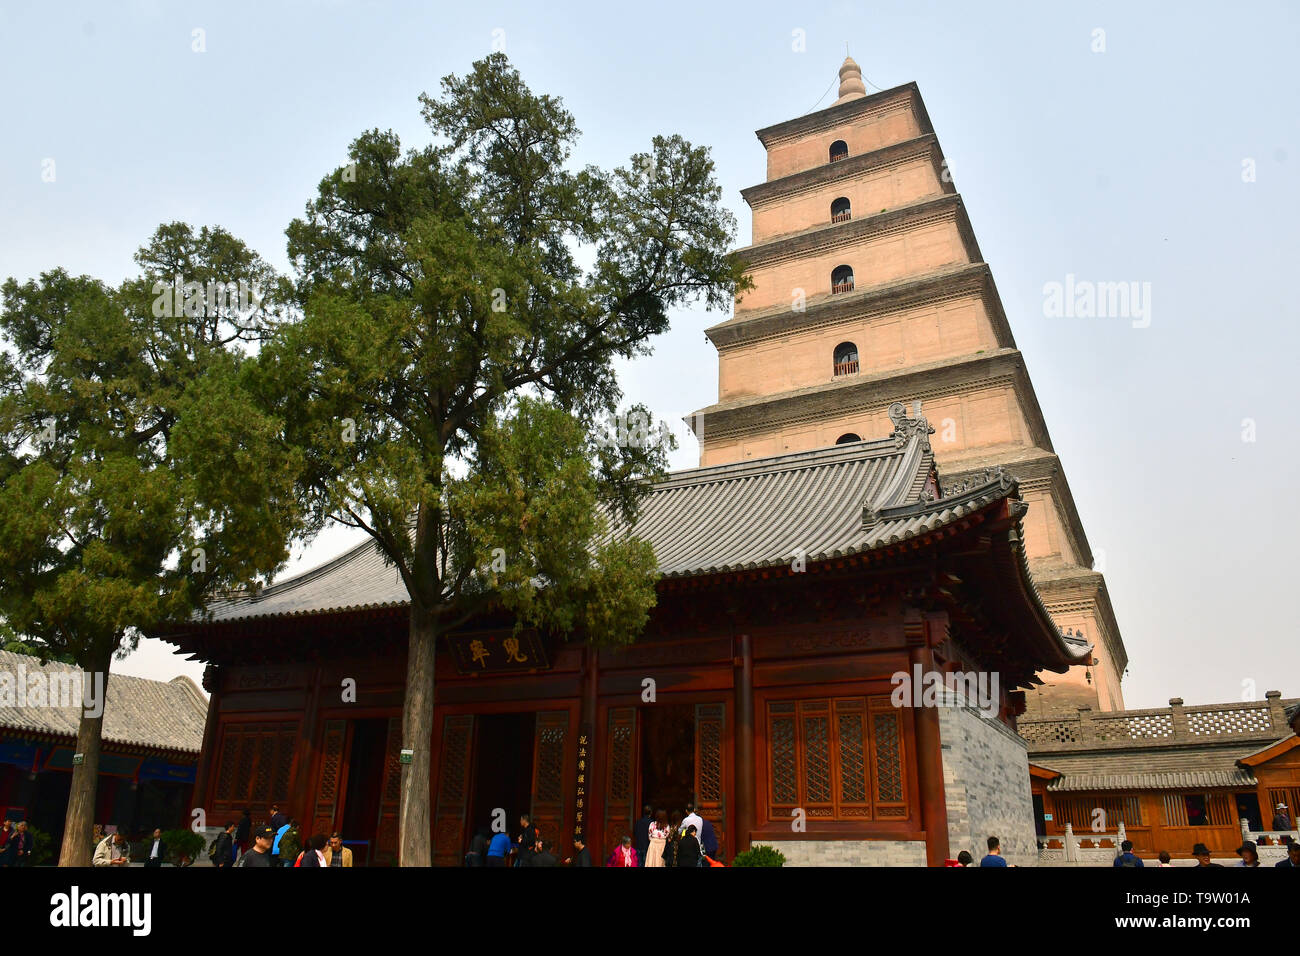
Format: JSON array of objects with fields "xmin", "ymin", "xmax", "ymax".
[
  {"xmin": 0, "ymin": 650, "xmax": 207, "ymax": 754},
  {"xmin": 192, "ymin": 403, "xmax": 1088, "ymax": 671}
]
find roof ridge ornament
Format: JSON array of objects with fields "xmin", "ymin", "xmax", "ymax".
[
  {"xmin": 887, "ymin": 400, "xmax": 934, "ymax": 452},
  {"xmin": 944, "ymin": 465, "xmax": 1014, "ymax": 497}
]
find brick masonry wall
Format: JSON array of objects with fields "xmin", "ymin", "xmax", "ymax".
[
  {"xmin": 939, "ymin": 705, "xmax": 1038, "ymax": 866},
  {"xmin": 760, "ymin": 839, "xmax": 928, "ymax": 867}
]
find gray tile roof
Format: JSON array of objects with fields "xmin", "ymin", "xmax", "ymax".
[
  {"xmin": 0, "ymin": 650, "xmax": 207, "ymax": 754},
  {"xmin": 203, "ymin": 532, "xmax": 409, "ymax": 623},
  {"xmin": 1046, "ymin": 769, "xmax": 1257, "ymax": 792},
  {"xmin": 197, "ymin": 404, "xmax": 1056, "ymax": 637}
]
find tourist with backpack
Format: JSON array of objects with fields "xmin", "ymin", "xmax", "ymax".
[
  {"xmin": 278, "ymin": 820, "xmax": 302, "ymax": 868},
  {"xmin": 210, "ymin": 821, "xmax": 236, "ymax": 868},
  {"xmin": 1113, "ymin": 839, "xmax": 1144, "ymax": 867}
]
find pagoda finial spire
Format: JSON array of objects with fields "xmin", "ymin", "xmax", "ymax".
[{"xmin": 833, "ymin": 53, "xmax": 867, "ymax": 106}]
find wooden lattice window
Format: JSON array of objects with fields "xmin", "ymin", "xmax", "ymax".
[
  {"xmin": 1056, "ymin": 794, "xmax": 1143, "ymax": 828},
  {"xmin": 212, "ymin": 721, "xmax": 299, "ymax": 812},
  {"xmin": 766, "ymin": 697, "xmax": 905, "ymax": 821}
]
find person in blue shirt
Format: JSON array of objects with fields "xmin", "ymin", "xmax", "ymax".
[
  {"xmin": 272, "ymin": 821, "xmax": 291, "ymax": 867},
  {"xmin": 979, "ymin": 835, "xmax": 1009, "ymax": 866},
  {"xmin": 486, "ymin": 829, "xmax": 512, "ymax": 867},
  {"xmin": 1113, "ymin": 839, "xmax": 1145, "ymax": 867}
]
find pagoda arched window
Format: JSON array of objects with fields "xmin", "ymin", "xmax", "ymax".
[
  {"xmin": 835, "ymin": 433, "xmax": 862, "ymax": 444},
  {"xmin": 831, "ymin": 265, "xmax": 854, "ymax": 295},
  {"xmin": 829, "ymin": 140, "xmax": 848, "ymax": 163},
  {"xmin": 831, "ymin": 197, "xmax": 851, "ymax": 223},
  {"xmin": 833, "ymin": 342, "xmax": 859, "ymax": 376}
]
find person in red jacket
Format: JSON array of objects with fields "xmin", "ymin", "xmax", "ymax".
[{"xmin": 606, "ymin": 835, "xmax": 638, "ymax": 867}]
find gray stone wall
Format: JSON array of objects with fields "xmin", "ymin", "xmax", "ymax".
[
  {"xmin": 760, "ymin": 839, "xmax": 927, "ymax": 867},
  {"xmin": 939, "ymin": 705, "xmax": 1037, "ymax": 866}
]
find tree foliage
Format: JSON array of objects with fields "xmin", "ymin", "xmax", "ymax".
[
  {"xmin": 0, "ymin": 224, "xmax": 300, "ymax": 864},
  {"xmin": 262, "ymin": 53, "xmax": 749, "ymax": 864},
  {"xmin": 266, "ymin": 52, "xmax": 747, "ymax": 634}
]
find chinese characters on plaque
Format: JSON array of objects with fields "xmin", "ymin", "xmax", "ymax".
[
  {"xmin": 574, "ymin": 725, "xmax": 591, "ymax": 839},
  {"xmin": 446, "ymin": 629, "xmax": 549, "ymax": 675}
]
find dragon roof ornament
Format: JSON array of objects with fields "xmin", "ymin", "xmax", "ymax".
[{"xmin": 888, "ymin": 400, "xmax": 934, "ymax": 452}]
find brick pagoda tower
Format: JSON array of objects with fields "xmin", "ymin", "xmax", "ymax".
[{"xmin": 689, "ymin": 56, "xmax": 1126, "ymax": 714}]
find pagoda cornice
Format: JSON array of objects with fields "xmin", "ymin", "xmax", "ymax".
[
  {"xmin": 1034, "ymin": 568, "xmax": 1127, "ymax": 674},
  {"xmin": 732, "ymin": 193, "xmax": 980, "ymax": 273},
  {"xmin": 754, "ymin": 81, "xmax": 932, "ymax": 148},
  {"xmin": 689, "ymin": 348, "xmax": 1054, "ymax": 447},
  {"xmin": 741, "ymin": 134, "xmax": 953, "ymax": 209},
  {"xmin": 706, "ymin": 263, "xmax": 1015, "ymax": 351}
]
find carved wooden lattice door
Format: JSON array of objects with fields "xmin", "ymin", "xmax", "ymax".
[
  {"xmin": 603, "ymin": 707, "xmax": 638, "ymax": 854},
  {"xmin": 530, "ymin": 711, "xmax": 568, "ymax": 855},
  {"xmin": 313, "ymin": 719, "xmax": 348, "ymax": 837},
  {"xmin": 211, "ymin": 720, "xmax": 297, "ymax": 821},
  {"xmin": 695, "ymin": 703, "xmax": 726, "ymax": 860},
  {"xmin": 433, "ymin": 715, "xmax": 475, "ymax": 866},
  {"xmin": 373, "ymin": 716, "xmax": 402, "ymax": 865}
]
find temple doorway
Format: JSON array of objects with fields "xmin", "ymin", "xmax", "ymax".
[
  {"xmin": 340, "ymin": 718, "xmax": 389, "ymax": 861},
  {"xmin": 467, "ymin": 712, "xmax": 536, "ymax": 840},
  {"xmin": 639, "ymin": 702, "xmax": 695, "ymax": 816}
]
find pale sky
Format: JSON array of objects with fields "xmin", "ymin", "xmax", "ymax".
[{"xmin": 3, "ymin": 0, "xmax": 1297, "ymax": 709}]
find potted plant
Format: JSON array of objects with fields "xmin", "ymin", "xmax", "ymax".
[{"xmin": 163, "ymin": 828, "xmax": 208, "ymax": 867}]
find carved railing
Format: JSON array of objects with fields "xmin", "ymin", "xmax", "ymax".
[{"xmin": 1021, "ymin": 692, "xmax": 1291, "ymax": 751}]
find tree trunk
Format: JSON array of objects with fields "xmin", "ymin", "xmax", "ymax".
[
  {"xmin": 398, "ymin": 608, "xmax": 437, "ymax": 866},
  {"xmin": 57, "ymin": 644, "xmax": 113, "ymax": 867}
]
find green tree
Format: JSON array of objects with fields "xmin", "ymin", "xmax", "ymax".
[
  {"xmin": 0, "ymin": 225, "xmax": 300, "ymax": 866},
  {"xmin": 262, "ymin": 54, "xmax": 748, "ymax": 866}
]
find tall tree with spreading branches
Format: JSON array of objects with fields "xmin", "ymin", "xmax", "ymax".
[
  {"xmin": 262, "ymin": 53, "xmax": 749, "ymax": 866},
  {"xmin": 0, "ymin": 225, "xmax": 300, "ymax": 865}
]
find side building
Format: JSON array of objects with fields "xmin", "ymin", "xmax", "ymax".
[
  {"xmin": 1025, "ymin": 692, "xmax": 1300, "ymax": 863},
  {"xmin": 0, "ymin": 649, "xmax": 207, "ymax": 859}
]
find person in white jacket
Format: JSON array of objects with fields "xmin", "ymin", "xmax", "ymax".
[{"xmin": 92, "ymin": 833, "xmax": 130, "ymax": 866}]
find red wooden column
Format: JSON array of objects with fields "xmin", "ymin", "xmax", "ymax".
[
  {"xmin": 290, "ymin": 663, "xmax": 323, "ymax": 828},
  {"xmin": 733, "ymin": 631, "xmax": 755, "ymax": 856},
  {"xmin": 192, "ymin": 665, "xmax": 223, "ymax": 820},
  {"xmin": 906, "ymin": 609, "xmax": 949, "ymax": 867}
]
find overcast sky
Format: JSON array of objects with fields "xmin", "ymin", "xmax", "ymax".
[{"xmin": 3, "ymin": 0, "xmax": 1296, "ymax": 709}]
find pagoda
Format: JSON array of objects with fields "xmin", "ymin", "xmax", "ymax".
[{"xmin": 689, "ymin": 56, "xmax": 1125, "ymax": 714}]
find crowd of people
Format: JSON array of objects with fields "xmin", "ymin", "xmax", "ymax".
[
  {"xmin": 208, "ymin": 804, "xmax": 353, "ymax": 868},
  {"xmin": 464, "ymin": 803, "xmax": 723, "ymax": 867},
  {"xmin": 946, "ymin": 830, "xmax": 1300, "ymax": 868}
]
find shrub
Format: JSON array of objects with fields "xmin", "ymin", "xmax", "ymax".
[
  {"xmin": 28, "ymin": 825, "xmax": 53, "ymax": 866},
  {"xmin": 730, "ymin": 844, "xmax": 785, "ymax": 867}
]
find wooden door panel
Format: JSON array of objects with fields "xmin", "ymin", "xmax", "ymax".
[
  {"xmin": 433, "ymin": 715, "xmax": 474, "ymax": 866},
  {"xmin": 695, "ymin": 703, "xmax": 726, "ymax": 860},
  {"xmin": 530, "ymin": 711, "xmax": 568, "ymax": 856},
  {"xmin": 603, "ymin": 707, "xmax": 638, "ymax": 854}
]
